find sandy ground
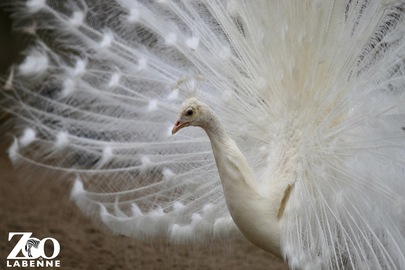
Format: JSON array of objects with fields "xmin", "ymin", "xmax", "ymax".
[{"xmin": 0, "ymin": 138, "xmax": 288, "ymax": 270}]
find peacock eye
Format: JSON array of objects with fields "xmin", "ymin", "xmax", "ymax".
[{"xmin": 186, "ymin": 109, "xmax": 193, "ymax": 116}]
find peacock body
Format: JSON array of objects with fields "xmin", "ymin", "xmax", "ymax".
[{"xmin": 2, "ymin": 0, "xmax": 405, "ymax": 269}]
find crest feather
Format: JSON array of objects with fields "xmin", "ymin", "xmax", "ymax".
[{"xmin": 172, "ymin": 76, "xmax": 205, "ymax": 99}]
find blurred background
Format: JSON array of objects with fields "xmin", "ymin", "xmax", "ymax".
[{"xmin": 0, "ymin": 7, "xmax": 27, "ymax": 74}]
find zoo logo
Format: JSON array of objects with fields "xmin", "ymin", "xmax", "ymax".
[{"xmin": 6, "ymin": 232, "xmax": 61, "ymax": 268}]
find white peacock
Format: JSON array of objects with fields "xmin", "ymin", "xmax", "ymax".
[{"xmin": 2, "ymin": 0, "xmax": 405, "ymax": 269}]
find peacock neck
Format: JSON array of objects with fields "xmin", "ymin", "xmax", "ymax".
[
  {"xmin": 201, "ymin": 108, "xmax": 256, "ymax": 190},
  {"xmin": 203, "ymin": 111, "xmax": 229, "ymax": 146},
  {"xmin": 201, "ymin": 108, "xmax": 282, "ymax": 256},
  {"xmin": 201, "ymin": 107, "xmax": 259, "ymax": 191}
]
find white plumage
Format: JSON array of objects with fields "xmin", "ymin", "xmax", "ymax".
[{"xmin": 2, "ymin": 0, "xmax": 405, "ymax": 269}]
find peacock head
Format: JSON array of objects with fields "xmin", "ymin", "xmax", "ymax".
[{"xmin": 172, "ymin": 97, "xmax": 206, "ymax": 134}]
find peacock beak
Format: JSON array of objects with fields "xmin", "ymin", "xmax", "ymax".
[{"xmin": 172, "ymin": 120, "xmax": 190, "ymax": 135}]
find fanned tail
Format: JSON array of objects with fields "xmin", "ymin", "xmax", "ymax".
[
  {"xmin": 2, "ymin": 0, "xmax": 246, "ymax": 243},
  {"xmin": 280, "ymin": 2, "xmax": 405, "ymax": 269}
]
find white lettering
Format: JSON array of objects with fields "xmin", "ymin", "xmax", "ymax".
[
  {"xmin": 7, "ymin": 233, "xmax": 61, "ymax": 260},
  {"xmin": 7, "ymin": 232, "xmax": 32, "ymax": 259},
  {"xmin": 6, "ymin": 260, "xmax": 61, "ymax": 268},
  {"xmin": 39, "ymin": 237, "xmax": 61, "ymax": 259},
  {"xmin": 6, "ymin": 232, "xmax": 61, "ymax": 268}
]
